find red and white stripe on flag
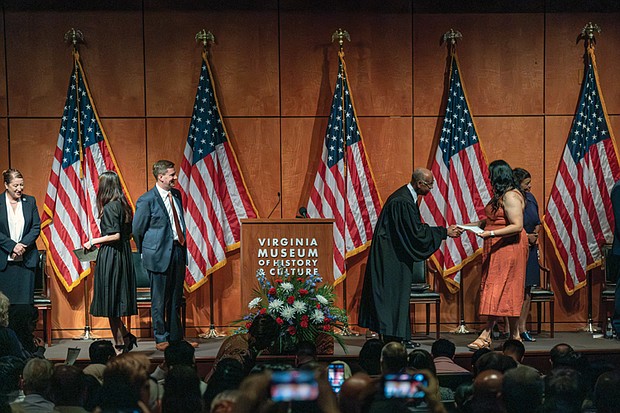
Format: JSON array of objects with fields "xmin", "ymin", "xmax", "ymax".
[
  {"xmin": 178, "ymin": 52, "xmax": 258, "ymax": 292},
  {"xmin": 40, "ymin": 54, "xmax": 133, "ymax": 292},
  {"xmin": 307, "ymin": 52, "xmax": 382, "ymax": 284},
  {"xmin": 543, "ymin": 45, "xmax": 620, "ymax": 295},
  {"xmin": 419, "ymin": 54, "xmax": 491, "ymax": 292}
]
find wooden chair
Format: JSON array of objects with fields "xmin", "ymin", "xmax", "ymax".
[
  {"xmin": 530, "ymin": 262, "xmax": 555, "ymax": 338},
  {"xmin": 601, "ymin": 244, "xmax": 617, "ymax": 316},
  {"xmin": 409, "ymin": 260, "xmax": 441, "ymax": 339},
  {"xmin": 126, "ymin": 252, "xmax": 187, "ymax": 335},
  {"xmin": 33, "ymin": 250, "xmax": 53, "ymax": 346}
]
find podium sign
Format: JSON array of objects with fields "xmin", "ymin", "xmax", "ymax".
[{"xmin": 240, "ymin": 219, "xmax": 334, "ymax": 304}]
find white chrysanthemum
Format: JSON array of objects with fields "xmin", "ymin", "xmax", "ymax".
[
  {"xmin": 268, "ymin": 299, "xmax": 284, "ymax": 313},
  {"xmin": 316, "ymin": 295, "xmax": 328, "ymax": 305},
  {"xmin": 292, "ymin": 301, "xmax": 306, "ymax": 314},
  {"xmin": 311, "ymin": 309, "xmax": 324, "ymax": 324},
  {"xmin": 280, "ymin": 282, "xmax": 294, "ymax": 292},
  {"xmin": 248, "ymin": 297, "xmax": 262, "ymax": 310},
  {"xmin": 281, "ymin": 306, "xmax": 295, "ymax": 321}
]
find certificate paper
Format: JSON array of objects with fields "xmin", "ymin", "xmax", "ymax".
[{"xmin": 457, "ymin": 224, "xmax": 484, "ymax": 235}]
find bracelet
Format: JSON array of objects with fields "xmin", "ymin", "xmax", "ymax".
[{"xmin": 490, "ymin": 231, "xmax": 495, "ymax": 237}]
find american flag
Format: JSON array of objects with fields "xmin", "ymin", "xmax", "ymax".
[
  {"xmin": 307, "ymin": 51, "xmax": 382, "ymax": 284},
  {"xmin": 40, "ymin": 53, "xmax": 133, "ymax": 292},
  {"xmin": 178, "ymin": 52, "xmax": 258, "ymax": 292},
  {"xmin": 543, "ymin": 44, "xmax": 620, "ymax": 295},
  {"xmin": 419, "ymin": 53, "xmax": 492, "ymax": 292}
]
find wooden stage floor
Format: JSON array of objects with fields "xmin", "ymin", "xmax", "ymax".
[{"xmin": 44, "ymin": 331, "xmax": 620, "ymax": 377}]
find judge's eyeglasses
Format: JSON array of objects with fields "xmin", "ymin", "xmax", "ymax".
[{"xmin": 420, "ymin": 180, "xmax": 434, "ymax": 188}]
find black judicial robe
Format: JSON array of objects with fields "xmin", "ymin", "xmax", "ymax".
[{"xmin": 358, "ymin": 185, "xmax": 447, "ymax": 339}]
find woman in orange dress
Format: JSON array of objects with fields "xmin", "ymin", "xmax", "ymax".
[{"xmin": 466, "ymin": 160, "xmax": 529, "ymax": 350}]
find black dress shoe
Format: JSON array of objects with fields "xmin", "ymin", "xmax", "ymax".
[{"xmin": 520, "ymin": 331, "xmax": 536, "ymax": 342}]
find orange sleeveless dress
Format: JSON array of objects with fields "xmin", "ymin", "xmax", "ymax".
[{"xmin": 479, "ymin": 190, "xmax": 529, "ymax": 317}]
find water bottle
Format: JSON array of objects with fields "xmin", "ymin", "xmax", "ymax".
[{"xmin": 605, "ymin": 317, "xmax": 614, "ymax": 339}]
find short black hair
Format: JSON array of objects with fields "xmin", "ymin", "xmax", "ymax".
[
  {"xmin": 51, "ymin": 365, "xmax": 86, "ymax": 406},
  {"xmin": 502, "ymin": 339, "xmax": 525, "ymax": 361},
  {"xmin": 431, "ymin": 338, "xmax": 456, "ymax": 359},
  {"xmin": 359, "ymin": 339, "xmax": 384, "ymax": 376},
  {"xmin": 164, "ymin": 340, "xmax": 196, "ymax": 367},
  {"xmin": 89, "ymin": 340, "xmax": 116, "ymax": 365}
]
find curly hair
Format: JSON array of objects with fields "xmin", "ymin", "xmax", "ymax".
[{"xmin": 0, "ymin": 291, "xmax": 9, "ymax": 327}]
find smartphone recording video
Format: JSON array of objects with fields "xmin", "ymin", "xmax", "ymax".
[
  {"xmin": 270, "ymin": 370, "xmax": 319, "ymax": 402},
  {"xmin": 328, "ymin": 363, "xmax": 346, "ymax": 393},
  {"xmin": 383, "ymin": 373, "xmax": 427, "ymax": 399}
]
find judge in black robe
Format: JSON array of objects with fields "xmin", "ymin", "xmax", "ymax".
[{"xmin": 358, "ymin": 168, "xmax": 461, "ymax": 341}]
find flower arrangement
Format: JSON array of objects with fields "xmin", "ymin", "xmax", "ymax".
[{"xmin": 237, "ymin": 264, "xmax": 348, "ymax": 353}]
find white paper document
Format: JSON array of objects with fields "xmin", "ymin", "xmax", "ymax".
[{"xmin": 457, "ymin": 224, "xmax": 484, "ymax": 234}]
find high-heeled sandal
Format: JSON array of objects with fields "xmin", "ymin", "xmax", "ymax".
[
  {"xmin": 119, "ymin": 333, "xmax": 138, "ymax": 354},
  {"xmin": 467, "ymin": 337, "xmax": 491, "ymax": 351}
]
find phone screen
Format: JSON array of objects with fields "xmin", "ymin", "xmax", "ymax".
[
  {"xmin": 383, "ymin": 373, "xmax": 427, "ymax": 399},
  {"xmin": 270, "ymin": 370, "xmax": 319, "ymax": 402},
  {"xmin": 328, "ymin": 363, "xmax": 346, "ymax": 393}
]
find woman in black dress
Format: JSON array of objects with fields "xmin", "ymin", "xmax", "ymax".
[{"xmin": 84, "ymin": 171, "xmax": 137, "ymax": 353}]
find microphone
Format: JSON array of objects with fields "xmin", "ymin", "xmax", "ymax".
[
  {"xmin": 298, "ymin": 207, "xmax": 308, "ymax": 219},
  {"xmin": 267, "ymin": 192, "xmax": 281, "ymax": 219}
]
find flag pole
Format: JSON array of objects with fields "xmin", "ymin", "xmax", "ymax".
[
  {"xmin": 63, "ymin": 28, "xmax": 98, "ymax": 341},
  {"xmin": 331, "ymin": 29, "xmax": 358, "ymax": 337},
  {"xmin": 439, "ymin": 29, "xmax": 471, "ymax": 335},
  {"xmin": 575, "ymin": 22, "xmax": 602, "ymax": 334},
  {"xmin": 194, "ymin": 29, "xmax": 225, "ymax": 340}
]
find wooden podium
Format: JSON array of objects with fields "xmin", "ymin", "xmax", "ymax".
[{"xmin": 240, "ymin": 219, "xmax": 334, "ymax": 306}]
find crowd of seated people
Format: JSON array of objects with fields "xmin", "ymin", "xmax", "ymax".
[{"xmin": 4, "ymin": 302, "xmax": 620, "ymax": 413}]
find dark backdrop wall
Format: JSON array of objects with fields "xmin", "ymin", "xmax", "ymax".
[{"xmin": 1, "ymin": 1, "xmax": 619, "ymax": 339}]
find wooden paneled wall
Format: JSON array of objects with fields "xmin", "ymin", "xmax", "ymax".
[{"xmin": 1, "ymin": 2, "xmax": 619, "ymax": 339}]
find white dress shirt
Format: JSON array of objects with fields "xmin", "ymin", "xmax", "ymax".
[
  {"xmin": 155, "ymin": 185, "xmax": 184, "ymax": 242},
  {"xmin": 5, "ymin": 196, "xmax": 24, "ymax": 262}
]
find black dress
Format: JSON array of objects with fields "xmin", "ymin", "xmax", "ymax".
[
  {"xmin": 523, "ymin": 192, "xmax": 541, "ymax": 287},
  {"xmin": 90, "ymin": 200, "xmax": 137, "ymax": 317},
  {"xmin": 358, "ymin": 185, "xmax": 447, "ymax": 339}
]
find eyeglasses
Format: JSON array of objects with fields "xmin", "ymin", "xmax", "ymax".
[{"xmin": 420, "ymin": 181, "xmax": 434, "ymax": 188}]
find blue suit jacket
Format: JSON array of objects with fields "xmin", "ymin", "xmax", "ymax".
[
  {"xmin": 0, "ymin": 192, "xmax": 41, "ymax": 271},
  {"xmin": 612, "ymin": 180, "xmax": 620, "ymax": 256},
  {"xmin": 132, "ymin": 186, "xmax": 186, "ymax": 273}
]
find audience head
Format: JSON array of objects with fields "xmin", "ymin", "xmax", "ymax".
[
  {"xmin": 549, "ymin": 343, "xmax": 580, "ymax": 369},
  {"xmin": 210, "ymin": 390, "xmax": 248, "ymax": 413},
  {"xmin": 295, "ymin": 341, "xmax": 317, "ymax": 367},
  {"xmin": 431, "ymin": 338, "xmax": 457, "ymax": 359},
  {"xmin": 380, "ymin": 342, "xmax": 407, "ymax": 375},
  {"xmin": 359, "ymin": 338, "xmax": 383, "ymax": 375},
  {"xmin": 51, "ymin": 365, "xmax": 86, "ymax": 407},
  {"xmin": 247, "ymin": 313, "xmax": 279, "ymax": 351},
  {"xmin": 502, "ymin": 366, "xmax": 543, "ymax": 413},
  {"xmin": 502, "ymin": 339, "xmax": 525, "ymax": 363},
  {"xmin": 470, "ymin": 369, "xmax": 505, "ymax": 413},
  {"xmin": 0, "ymin": 356, "xmax": 25, "ymax": 404},
  {"xmin": 89, "ymin": 340, "xmax": 116, "ymax": 365},
  {"xmin": 475, "ymin": 351, "xmax": 517, "ymax": 374},
  {"xmin": 162, "ymin": 365, "xmax": 203, "ymax": 413},
  {"xmin": 164, "ymin": 340, "xmax": 196, "ymax": 368},
  {"xmin": 338, "ymin": 372, "xmax": 375, "ymax": 413},
  {"xmin": 594, "ymin": 370, "xmax": 620, "ymax": 413},
  {"xmin": 407, "ymin": 349, "xmax": 436, "ymax": 375},
  {"xmin": 471, "ymin": 347, "xmax": 492, "ymax": 374},
  {"xmin": 204, "ymin": 358, "xmax": 246, "ymax": 409},
  {"xmin": 542, "ymin": 367, "xmax": 586, "ymax": 413},
  {"xmin": 100, "ymin": 353, "xmax": 150, "ymax": 410},
  {"xmin": 0, "ymin": 291, "xmax": 9, "ymax": 327},
  {"xmin": 22, "ymin": 358, "xmax": 53, "ymax": 395}
]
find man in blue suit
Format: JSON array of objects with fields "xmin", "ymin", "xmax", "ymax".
[{"xmin": 133, "ymin": 160, "xmax": 190, "ymax": 351}]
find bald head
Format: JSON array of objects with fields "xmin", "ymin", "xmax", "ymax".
[
  {"xmin": 339, "ymin": 373, "xmax": 375, "ymax": 413},
  {"xmin": 474, "ymin": 369, "xmax": 503, "ymax": 396},
  {"xmin": 381, "ymin": 342, "xmax": 408, "ymax": 375},
  {"xmin": 412, "ymin": 168, "xmax": 432, "ymax": 184}
]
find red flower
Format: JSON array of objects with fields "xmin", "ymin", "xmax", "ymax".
[
  {"xmin": 301, "ymin": 320, "xmax": 309, "ymax": 328},
  {"xmin": 298, "ymin": 289, "xmax": 309, "ymax": 296},
  {"xmin": 323, "ymin": 325, "xmax": 331, "ymax": 331},
  {"xmin": 324, "ymin": 317, "xmax": 330, "ymax": 323},
  {"xmin": 316, "ymin": 303, "xmax": 321, "ymax": 309},
  {"xmin": 259, "ymin": 308, "xmax": 267, "ymax": 315},
  {"xmin": 288, "ymin": 326, "xmax": 297, "ymax": 335},
  {"xmin": 268, "ymin": 287, "xmax": 277, "ymax": 296},
  {"xmin": 276, "ymin": 317, "xmax": 284, "ymax": 325},
  {"xmin": 245, "ymin": 322, "xmax": 252, "ymax": 329},
  {"xmin": 297, "ymin": 277, "xmax": 304, "ymax": 282},
  {"xmin": 275, "ymin": 278, "xmax": 283, "ymax": 284},
  {"xmin": 302, "ymin": 315, "xmax": 309, "ymax": 322},
  {"xmin": 287, "ymin": 296, "xmax": 295, "ymax": 305}
]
